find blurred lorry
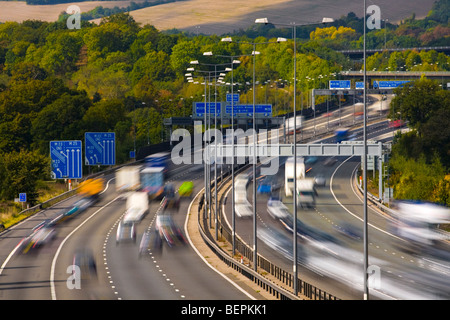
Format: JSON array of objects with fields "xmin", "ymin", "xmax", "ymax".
[
  {"xmin": 144, "ymin": 152, "xmax": 170, "ymax": 177},
  {"xmin": 117, "ymin": 192, "xmax": 149, "ymax": 243},
  {"xmin": 285, "ymin": 157, "xmax": 305, "ymax": 197},
  {"xmin": 123, "ymin": 192, "xmax": 149, "ymax": 224},
  {"xmin": 296, "ymin": 178, "xmax": 317, "ymax": 208},
  {"xmin": 140, "ymin": 167, "xmax": 165, "ymax": 200},
  {"xmin": 285, "ymin": 116, "xmax": 303, "ymax": 135},
  {"xmin": 115, "ymin": 166, "xmax": 140, "ymax": 192},
  {"xmin": 78, "ymin": 177, "xmax": 104, "ymax": 200},
  {"xmin": 234, "ymin": 176, "xmax": 252, "ymax": 218},
  {"xmin": 392, "ymin": 201, "xmax": 450, "ymax": 247},
  {"xmin": 335, "ymin": 128, "xmax": 349, "ymax": 143}
]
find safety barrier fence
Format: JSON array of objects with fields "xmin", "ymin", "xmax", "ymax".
[{"xmin": 197, "ymin": 163, "xmax": 339, "ymax": 300}]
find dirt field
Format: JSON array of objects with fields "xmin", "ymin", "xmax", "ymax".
[
  {"xmin": 0, "ymin": 0, "xmax": 437, "ymax": 35},
  {"xmin": 0, "ymin": 0, "xmax": 147, "ymax": 22},
  {"xmin": 112, "ymin": 0, "xmax": 437, "ymax": 34}
]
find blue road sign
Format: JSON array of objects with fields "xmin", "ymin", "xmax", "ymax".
[
  {"xmin": 355, "ymin": 81, "xmax": 364, "ymax": 89},
  {"xmin": 85, "ymin": 132, "xmax": 115, "ymax": 166},
  {"xmin": 130, "ymin": 151, "xmax": 135, "ymax": 159},
  {"xmin": 330, "ymin": 80, "xmax": 351, "ymax": 89},
  {"xmin": 19, "ymin": 193, "xmax": 26, "ymax": 202},
  {"xmin": 225, "ymin": 104, "xmax": 272, "ymax": 116},
  {"xmin": 50, "ymin": 140, "xmax": 82, "ymax": 179},
  {"xmin": 374, "ymin": 80, "xmax": 410, "ymax": 89},
  {"xmin": 194, "ymin": 102, "xmax": 221, "ymax": 116},
  {"xmin": 226, "ymin": 93, "xmax": 239, "ymax": 103}
]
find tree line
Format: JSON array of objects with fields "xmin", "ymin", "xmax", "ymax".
[{"xmin": 0, "ymin": 2, "xmax": 448, "ymax": 204}]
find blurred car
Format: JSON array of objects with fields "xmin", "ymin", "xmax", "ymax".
[
  {"xmin": 179, "ymin": 181, "xmax": 194, "ymax": 198},
  {"xmin": 314, "ymin": 174, "xmax": 326, "ymax": 187},
  {"xmin": 139, "ymin": 229, "xmax": 162, "ymax": 257},
  {"xmin": 388, "ymin": 119, "xmax": 404, "ymax": 128},
  {"xmin": 267, "ymin": 196, "xmax": 289, "ymax": 219},
  {"xmin": 324, "ymin": 157, "xmax": 338, "ymax": 166},
  {"xmin": 116, "ymin": 220, "xmax": 137, "ymax": 244},
  {"xmin": 18, "ymin": 225, "xmax": 55, "ymax": 254},
  {"xmin": 305, "ymin": 156, "xmax": 318, "ymax": 164},
  {"xmin": 257, "ymin": 176, "xmax": 273, "ymax": 194},
  {"xmin": 156, "ymin": 214, "xmax": 186, "ymax": 247},
  {"xmin": 235, "ymin": 203, "xmax": 253, "ymax": 218},
  {"xmin": 72, "ymin": 249, "xmax": 97, "ymax": 282}
]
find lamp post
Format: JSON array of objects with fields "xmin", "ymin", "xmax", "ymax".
[
  {"xmin": 255, "ymin": 17, "xmax": 334, "ymax": 295},
  {"xmin": 207, "ymin": 51, "xmax": 247, "ymax": 257},
  {"xmin": 363, "ymin": 0, "xmax": 369, "ymax": 300},
  {"xmin": 221, "ymin": 36, "xmax": 286, "ymax": 272},
  {"xmin": 190, "ymin": 59, "xmax": 231, "ymax": 239}
]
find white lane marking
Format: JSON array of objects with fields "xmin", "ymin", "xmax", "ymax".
[
  {"xmin": 184, "ymin": 188, "xmax": 257, "ymax": 300},
  {"xmin": 50, "ymin": 177, "xmax": 118, "ymax": 300},
  {"xmin": 329, "ymin": 157, "xmax": 403, "ymax": 241},
  {"xmin": 0, "ymin": 178, "xmax": 116, "ymax": 278}
]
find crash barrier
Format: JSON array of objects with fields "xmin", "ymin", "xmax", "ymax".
[
  {"xmin": 197, "ymin": 163, "xmax": 339, "ymax": 300},
  {"xmin": 353, "ymin": 170, "xmax": 450, "ymax": 241}
]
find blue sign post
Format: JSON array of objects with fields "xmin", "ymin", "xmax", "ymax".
[
  {"xmin": 194, "ymin": 102, "xmax": 221, "ymax": 117},
  {"xmin": 329, "ymin": 80, "xmax": 351, "ymax": 89},
  {"xmin": 373, "ymin": 80, "xmax": 410, "ymax": 89},
  {"xmin": 19, "ymin": 193, "xmax": 26, "ymax": 203},
  {"xmin": 85, "ymin": 132, "xmax": 116, "ymax": 166},
  {"xmin": 226, "ymin": 93, "xmax": 239, "ymax": 104},
  {"xmin": 225, "ymin": 104, "xmax": 272, "ymax": 116},
  {"xmin": 50, "ymin": 140, "xmax": 82, "ymax": 179}
]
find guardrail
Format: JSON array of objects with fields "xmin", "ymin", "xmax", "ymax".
[
  {"xmin": 353, "ymin": 169, "xmax": 450, "ymax": 241},
  {"xmin": 196, "ymin": 156, "xmax": 340, "ymax": 300}
]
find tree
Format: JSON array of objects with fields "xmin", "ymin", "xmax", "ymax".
[
  {"xmin": 389, "ymin": 78, "xmax": 442, "ymax": 134},
  {"xmin": 0, "ymin": 150, "xmax": 49, "ymax": 202},
  {"xmin": 31, "ymin": 91, "xmax": 92, "ymax": 154},
  {"xmin": 82, "ymin": 99, "xmax": 127, "ymax": 133},
  {"xmin": 389, "ymin": 154, "xmax": 445, "ymax": 202}
]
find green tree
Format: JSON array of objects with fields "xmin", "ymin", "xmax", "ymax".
[
  {"xmin": 389, "ymin": 155, "xmax": 445, "ymax": 202},
  {"xmin": 389, "ymin": 78, "xmax": 442, "ymax": 134},
  {"xmin": 31, "ymin": 91, "xmax": 92, "ymax": 154},
  {"xmin": 0, "ymin": 150, "xmax": 49, "ymax": 202}
]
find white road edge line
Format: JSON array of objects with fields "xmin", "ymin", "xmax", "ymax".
[
  {"xmin": 184, "ymin": 188, "xmax": 257, "ymax": 300},
  {"xmin": 329, "ymin": 157, "xmax": 402, "ymax": 240},
  {"xmin": 50, "ymin": 177, "xmax": 117, "ymax": 300}
]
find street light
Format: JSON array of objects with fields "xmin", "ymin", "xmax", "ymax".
[
  {"xmin": 205, "ymin": 52, "xmax": 246, "ymax": 257},
  {"xmin": 220, "ymin": 36, "xmax": 286, "ymax": 272},
  {"xmin": 255, "ymin": 16, "xmax": 334, "ymax": 296},
  {"xmin": 189, "ymin": 59, "xmax": 232, "ymax": 240}
]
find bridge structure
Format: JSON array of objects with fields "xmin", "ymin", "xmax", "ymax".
[
  {"xmin": 340, "ymin": 70, "xmax": 450, "ymax": 84},
  {"xmin": 339, "ymin": 46, "xmax": 450, "ymax": 59}
]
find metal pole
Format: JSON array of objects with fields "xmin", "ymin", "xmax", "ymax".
[
  {"xmin": 292, "ymin": 24, "xmax": 298, "ymax": 296},
  {"xmin": 363, "ymin": 0, "xmax": 369, "ymax": 300},
  {"xmin": 208, "ymin": 73, "xmax": 212, "ymax": 229},
  {"xmin": 252, "ymin": 42, "xmax": 257, "ymax": 272},
  {"xmin": 231, "ymin": 58, "xmax": 236, "ymax": 257},
  {"xmin": 204, "ymin": 75, "xmax": 208, "ymax": 220},
  {"xmin": 214, "ymin": 65, "xmax": 218, "ymax": 240}
]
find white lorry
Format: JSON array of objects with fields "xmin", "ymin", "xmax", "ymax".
[
  {"xmin": 296, "ymin": 178, "xmax": 317, "ymax": 208},
  {"xmin": 115, "ymin": 166, "xmax": 141, "ymax": 192},
  {"xmin": 284, "ymin": 157, "xmax": 305, "ymax": 197},
  {"xmin": 234, "ymin": 175, "xmax": 252, "ymax": 218},
  {"xmin": 117, "ymin": 192, "xmax": 149, "ymax": 243}
]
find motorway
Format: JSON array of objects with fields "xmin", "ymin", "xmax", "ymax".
[
  {"xmin": 221, "ymin": 117, "xmax": 450, "ymax": 300},
  {"xmin": 0, "ymin": 163, "xmax": 254, "ymax": 300},
  {"xmin": 1, "ymin": 95, "xmax": 448, "ymax": 300}
]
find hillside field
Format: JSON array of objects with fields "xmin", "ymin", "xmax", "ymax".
[{"xmin": 0, "ymin": 0, "xmax": 438, "ymax": 34}]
